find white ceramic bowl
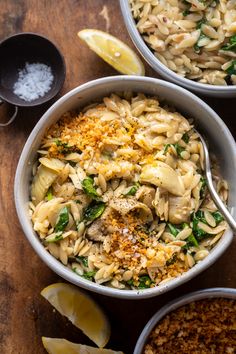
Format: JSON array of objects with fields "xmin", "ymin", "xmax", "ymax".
[
  {"xmin": 14, "ymin": 76, "xmax": 236, "ymax": 299},
  {"xmin": 134, "ymin": 287, "xmax": 236, "ymax": 353},
  {"xmin": 119, "ymin": 0, "xmax": 236, "ymax": 98}
]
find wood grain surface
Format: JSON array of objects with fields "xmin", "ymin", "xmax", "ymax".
[{"xmin": 0, "ymin": 1, "xmax": 235, "ymax": 353}]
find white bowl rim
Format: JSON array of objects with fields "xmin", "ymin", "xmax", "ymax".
[
  {"xmin": 134, "ymin": 287, "xmax": 236, "ymax": 353},
  {"xmin": 14, "ymin": 75, "xmax": 235, "ymax": 299},
  {"xmin": 119, "ymin": 0, "xmax": 236, "ymax": 95}
]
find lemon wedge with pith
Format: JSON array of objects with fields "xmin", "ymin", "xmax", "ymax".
[
  {"xmin": 42, "ymin": 337, "xmax": 124, "ymax": 354},
  {"xmin": 41, "ymin": 283, "xmax": 111, "ymax": 348},
  {"xmin": 78, "ymin": 29, "xmax": 145, "ymax": 75}
]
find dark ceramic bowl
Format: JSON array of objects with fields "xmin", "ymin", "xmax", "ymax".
[{"xmin": 0, "ymin": 32, "xmax": 66, "ymax": 107}]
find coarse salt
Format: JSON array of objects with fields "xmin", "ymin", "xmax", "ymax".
[{"xmin": 13, "ymin": 62, "xmax": 54, "ymax": 102}]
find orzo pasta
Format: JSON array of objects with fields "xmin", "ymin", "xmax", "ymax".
[
  {"xmin": 130, "ymin": 0, "xmax": 236, "ymax": 85},
  {"xmin": 29, "ymin": 93, "xmax": 228, "ymax": 289}
]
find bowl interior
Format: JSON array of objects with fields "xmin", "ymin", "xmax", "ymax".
[
  {"xmin": 15, "ymin": 76, "xmax": 236, "ymax": 299},
  {"xmin": 0, "ymin": 33, "xmax": 66, "ymax": 107}
]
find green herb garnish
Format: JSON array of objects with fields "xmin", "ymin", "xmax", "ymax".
[{"xmin": 54, "ymin": 206, "xmax": 69, "ymax": 233}]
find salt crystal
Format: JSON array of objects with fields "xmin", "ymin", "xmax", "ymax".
[{"xmin": 13, "ymin": 62, "xmax": 54, "ymax": 102}]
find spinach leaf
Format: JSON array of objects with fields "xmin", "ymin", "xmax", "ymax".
[
  {"xmin": 200, "ymin": 176, "xmax": 207, "ymax": 199},
  {"xmin": 54, "ymin": 206, "xmax": 69, "ymax": 233},
  {"xmin": 138, "ymin": 275, "xmax": 153, "ymax": 289},
  {"xmin": 46, "ymin": 187, "xmax": 53, "ymax": 201},
  {"xmin": 166, "ymin": 254, "xmax": 177, "ymax": 266},
  {"xmin": 192, "ymin": 210, "xmax": 207, "ymax": 223},
  {"xmin": 81, "ymin": 271, "xmax": 96, "ymax": 281},
  {"xmin": 76, "ymin": 256, "xmax": 88, "ymax": 267},
  {"xmin": 83, "ymin": 201, "xmax": 106, "ymax": 223},
  {"xmin": 183, "ymin": 9, "xmax": 190, "ymax": 16},
  {"xmin": 45, "ymin": 232, "xmax": 63, "ymax": 243},
  {"xmin": 212, "ymin": 211, "xmax": 224, "ymax": 225},
  {"xmin": 182, "ymin": 0, "xmax": 191, "ymax": 16},
  {"xmin": 82, "ymin": 176, "xmax": 100, "ymax": 200},
  {"xmin": 194, "ymin": 33, "xmax": 207, "ymax": 53},
  {"xmin": 222, "ymin": 35, "xmax": 236, "ymax": 52},
  {"xmin": 196, "ymin": 17, "xmax": 206, "ymax": 29},
  {"xmin": 181, "ymin": 222, "xmax": 189, "ymax": 229},
  {"xmin": 164, "ymin": 143, "xmax": 185, "ymax": 157},
  {"xmin": 191, "ymin": 210, "xmax": 208, "ymax": 241},
  {"xmin": 167, "ymin": 223, "xmax": 181, "ymax": 237},
  {"xmin": 174, "ymin": 143, "xmax": 185, "ymax": 157},
  {"xmin": 183, "ymin": 234, "xmax": 199, "ymax": 250},
  {"xmin": 124, "ymin": 183, "xmax": 140, "ymax": 196},
  {"xmin": 127, "ymin": 275, "xmax": 153, "ymax": 289},
  {"xmin": 225, "ymin": 60, "xmax": 236, "ymax": 76},
  {"xmin": 182, "ymin": 132, "xmax": 190, "ymax": 144}
]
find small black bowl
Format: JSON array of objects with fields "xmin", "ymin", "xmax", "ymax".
[{"xmin": 0, "ymin": 32, "xmax": 66, "ymax": 107}]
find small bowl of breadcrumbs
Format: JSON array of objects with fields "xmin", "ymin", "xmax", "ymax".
[{"xmin": 134, "ymin": 288, "xmax": 236, "ymax": 354}]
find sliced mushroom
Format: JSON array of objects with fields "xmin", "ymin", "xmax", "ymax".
[
  {"xmin": 140, "ymin": 161, "xmax": 185, "ymax": 196},
  {"xmin": 86, "ymin": 219, "xmax": 105, "ymax": 242},
  {"xmin": 110, "ymin": 197, "xmax": 153, "ymax": 222}
]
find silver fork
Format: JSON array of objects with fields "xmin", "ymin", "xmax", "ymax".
[{"xmin": 196, "ymin": 130, "xmax": 236, "ymax": 233}]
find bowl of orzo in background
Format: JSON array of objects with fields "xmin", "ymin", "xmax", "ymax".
[
  {"xmin": 14, "ymin": 76, "xmax": 236, "ymax": 299},
  {"xmin": 134, "ymin": 287, "xmax": 236, "ymax": 353},
  {"xmin": 120, "ymin": 0, "xmax": 236, "ymax": 97}
]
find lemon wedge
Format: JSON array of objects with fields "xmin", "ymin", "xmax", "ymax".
[
  {"xmin": 42, "ymin": 337, "xmax": 124, "ymax": 354},
  {"xmin": 78, "ymin": 29, "xmax": 145, "ymax": 75},
  {"xmin": 41, "ymin": 283, "xmax": 111, "ymax": 348}
]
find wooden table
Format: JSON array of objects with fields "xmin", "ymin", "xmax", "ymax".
[{"xmin": 0, "ymin": 1, "xmax": 235, "ymax": 353}]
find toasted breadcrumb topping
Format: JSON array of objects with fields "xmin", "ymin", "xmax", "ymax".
[{"xmin": 144, "ymin": 298, "xmax": 236, "ymax": 354}]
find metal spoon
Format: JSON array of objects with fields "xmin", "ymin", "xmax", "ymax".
[{"xmin": 196, "ymin": 130, "xmax": 236, "ymax": 233}]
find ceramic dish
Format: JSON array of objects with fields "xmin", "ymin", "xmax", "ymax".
[
  {"xmin": 134, "ymin": 287, "xmax": 236, "ymax": 353},
  {"xmin": 14, "ymin": 76, "xmax": 236, "ymax": 299},
  {"xmin": 119, "ymin": 0, "xmax": 236, "ymax": 98}
]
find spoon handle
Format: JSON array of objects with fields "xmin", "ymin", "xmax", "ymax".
[
  {"xmin": 197, "ymin": 130, "xmax": 236, "ymax": 233},
  {"xmin": 205, "ymin": 168, "xmax": 236, "ymax": 234}
]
